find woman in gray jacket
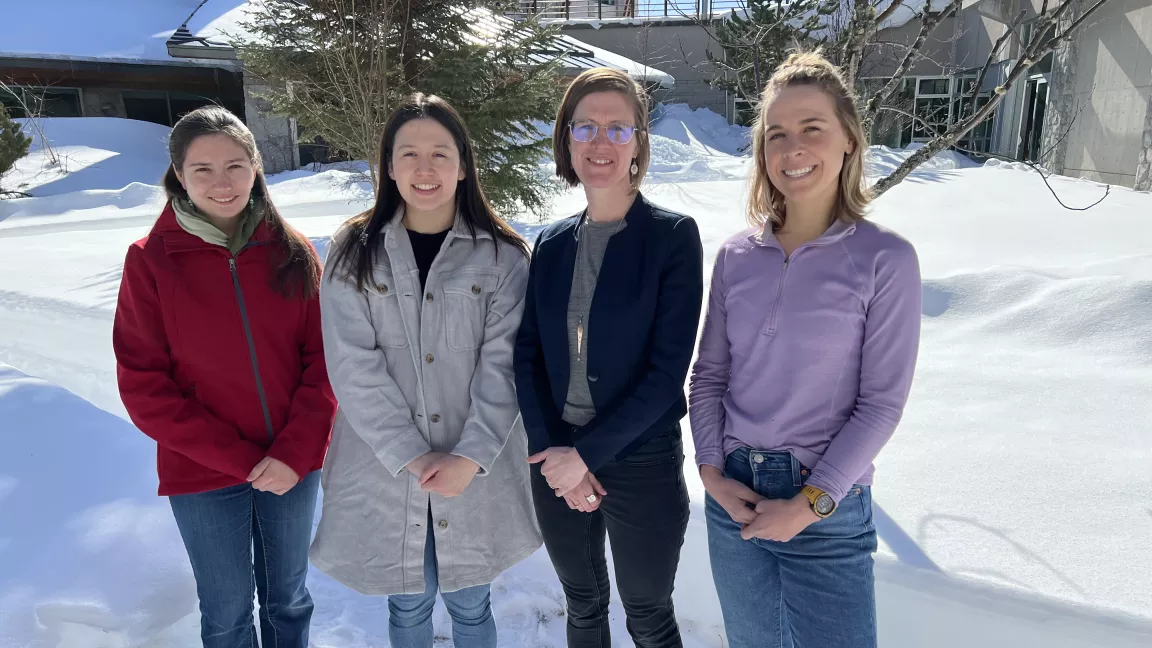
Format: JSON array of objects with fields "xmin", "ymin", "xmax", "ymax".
[{"xmin": 310, "ymin": 93, "xmax": 541, "ymax": 648}]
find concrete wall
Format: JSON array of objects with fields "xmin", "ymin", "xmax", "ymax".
[
  {"xmin": 558, "ymin": 20, "xmax": 730, "ymax": 117},
  {"xmin": 1046, "ymin": 0, "xmax": 1152, "ymax": 188},
  {"xmin": 242, "ymin": 76, "xmax": 299, "ymax": 175},
  {"xmin": 866, "ymin": 15, "xmax": 960, "ymax": 78}
]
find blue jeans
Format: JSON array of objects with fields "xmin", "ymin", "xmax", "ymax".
[
  {"xmin": 388, "ymin": 515, "xmax": 497, "ymax": 648},
  {"xmin": 168, "ymin": 471, "xmax": 319, "ymax": 648},
  {"xmin": 705, "ymin": 448, "xmax": 877, "ymax": 648}
]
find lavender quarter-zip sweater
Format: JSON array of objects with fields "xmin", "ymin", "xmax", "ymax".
[{"xmin": 688, "ymin": 218, "xmax": 921, "ymax": 503}]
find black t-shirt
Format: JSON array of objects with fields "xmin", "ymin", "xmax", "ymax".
[{"xmin": 407, "ymin": 228, "xmax": 450, "ymax": 292}]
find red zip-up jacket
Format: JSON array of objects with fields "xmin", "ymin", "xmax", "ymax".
[{"xmin": 113, "ymin": 203, "xmax": 336, "ymax": 496}]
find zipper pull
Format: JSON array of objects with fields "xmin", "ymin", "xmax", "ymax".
[{"xmin": 229, "ymin": 258, "xmax": 237, "ymax": 271}]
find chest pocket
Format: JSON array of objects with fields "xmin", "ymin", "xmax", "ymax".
[
  {"xmin": 443, "ymin": 271, "xmax": 500, "ymax": 352},
  {"xmin": 367, "ymin": 267, "xmax": 410, "ymax": 348}
]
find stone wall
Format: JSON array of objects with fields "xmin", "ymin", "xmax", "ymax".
[{"xmin": 242, "ymin": 76, "xmax": 298, "ymax": 175}]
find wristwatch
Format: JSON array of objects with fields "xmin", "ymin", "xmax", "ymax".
[{"xmin": 801, "ymin": 485, "xmax": 836, "ymax": 518}]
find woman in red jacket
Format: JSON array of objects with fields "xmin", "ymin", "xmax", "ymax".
[{"xmin": 113, "ymin": 106, "xmax": 336, "ymax": 648}]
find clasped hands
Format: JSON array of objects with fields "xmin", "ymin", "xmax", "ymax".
[
  {"xmin": 407, "ymin": 452, "xmax": 481, "ymax": 498},
  {"xmin": 700, "ymin": 465, "xmax": 821, "ymax": 542},
  {"xmin": 247, "ymin": 457, "xmax": 300, "ymax": 495},
  {"xmin": 528, "ymin": 446, "xmax": 607, "ymax": 513}
]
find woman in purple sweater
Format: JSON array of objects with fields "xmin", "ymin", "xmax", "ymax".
[{"xmin": 688, "ymin": 51, "xmax": 922, "ymax": 648}]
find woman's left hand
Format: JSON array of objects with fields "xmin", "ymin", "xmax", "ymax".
[
  {"xmin": 419, "ymin": 455, "xmax": 481, "ymax": 498},
  {"xmin": 740, "ymin": 495, "xmax": 822, "ymax": 542},
  {"xmin": 528, "ymin": 446, "xmax": 589, "ymax": 496},
  {"xmin": 248, "ymin": 457, "xmax": 301, "ymax": 496}
]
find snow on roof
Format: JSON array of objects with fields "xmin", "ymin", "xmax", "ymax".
[
  {"xmin": 0, "ymin": 0, "xmax": 248, "ymax": 65},
  {"xmin": 465, "ymin": 8, "xmax": 675, "ymax": 88},
  {"xmin": 1, "ymin": 2, "xmax": 674, "ymax": 86}
]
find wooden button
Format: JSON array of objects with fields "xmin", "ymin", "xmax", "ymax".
[
  {"xmin": 376, "ymin": 283, "xmax": 389, "ymax": 293},
  {"xmin": 430, "ymin": 414, "xmax": 441, "ymax": 423},
  {"xmin": 471, "ymin": 285, "xmax": 481, "ymax": 294},
  {"xmin": 425, "ymin": 354, "xmax": 434, "ymax": 363}
]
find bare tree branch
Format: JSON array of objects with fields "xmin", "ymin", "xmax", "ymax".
[
  {"xmin": 875, "ymin": 103, "xmax": 1106, "ymax": 210},
  {"xmin": 874, "ymin": 0, "xmax": 909, "ymax": 26},
  {"xmin": 951, "ymin": 142, "xmax": 1110, "ymax": 210},
  {"xmin": 864, "ymin": 0, "xmax": 962, "ymax": 123},
  {"xmin": 965, "ymin": 9, "xmax": 1026, "ymax": 108},
  {"xmin": 872, "ymin": 0, "xmax": 1116, "ymax": 196}
]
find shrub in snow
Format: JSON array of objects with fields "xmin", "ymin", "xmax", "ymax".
[{"xmin": 0, "ymin": 105, "xmax": 32, "ymax": 191}]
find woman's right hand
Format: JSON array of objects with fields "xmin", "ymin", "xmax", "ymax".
[
  {"xmin": 406, "ymin": 451, "xmax": 447, "ymax": 478},
  {"xmin": 563, "ymin": 473, "xmax": 608, "ymax": 513},
  {"xmin": 700, "ymin": 465, "xmax": 762, "ymax": 525}
]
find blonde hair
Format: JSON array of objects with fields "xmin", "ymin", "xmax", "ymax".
[
  {"xmin": 748, "ymin": 50, "xmax": 871, "ymax": 230},
  {"xmin": 553, "ymin": 67, "xmax": 650, "ymax": 191}
]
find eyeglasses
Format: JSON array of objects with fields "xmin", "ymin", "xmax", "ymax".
[{"xmin": 568, "ymin": 120, "xmax": 643, "ymax": 145}]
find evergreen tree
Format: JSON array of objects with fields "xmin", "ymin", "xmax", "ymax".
[
  {"xmin": 0, "ymin": 104, "xmax": 31, "ymax": 196},
  {"xmin": 706, "ymin": 0, "xmax": 837, "ymax": 112},
  {"xmin": 235, "ymin": 0, "xmax": 565, "ymax": 216}
]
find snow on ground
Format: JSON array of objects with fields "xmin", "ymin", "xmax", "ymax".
[
  {"xmin": 2, "ymin": 112, "xmax": 1152, "ymax": 647},
  {"xmin": 4, "ymin": 118, "xmax": 172, "ymax": 197}
]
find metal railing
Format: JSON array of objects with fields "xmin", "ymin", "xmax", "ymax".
[{"xmin": 513, "ymin": 1, "xmax": 746, "ymax": 20}]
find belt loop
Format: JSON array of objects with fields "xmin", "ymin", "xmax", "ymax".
[{"xmin": 791, "ymin": 455, "xmax": 802, "ymax": 487}]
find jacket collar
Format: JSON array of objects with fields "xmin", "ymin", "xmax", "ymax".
[
  {"xmin": 382, "ymin": 204, "xmax": 493, "ymax": 243},
  {"xmin": 570, "ymin": 191, "xmax": 650, "ymax": 237},
  {"xmin": 752, "ymin": 216, "xmax": 856, "ymax": 250},
  {"xmin": 155, "ymin": 201, "xmax": 275, "ymax": 255}
]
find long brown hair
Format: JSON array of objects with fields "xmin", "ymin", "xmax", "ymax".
[
  {"xmin": 748, "ymin": 50, "xmax": 871, "ymax": 230},
  {"xmin": 163, "ymin": 106, "xmax": 321, "ymax": 299},
  {"xmin": 553, "ymin": 67, "xmax": 650, "ymax": 191},
  {"xmin": 328, "ymin": 93, "xmax": 529, "ymax": 292}
]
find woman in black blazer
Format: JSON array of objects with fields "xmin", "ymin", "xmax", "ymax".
[{"xmin": 513, "ymin": 67, "xmax": 704, "ymax": 648}]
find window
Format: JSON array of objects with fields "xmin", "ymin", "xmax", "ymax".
[
  {"xmin": 733, "ymin": 96, "xmax": 757, "ymax": 127},
  {"xmin": 951, "ymin": 72, "xmax": 996, "ymax": 153},
  {"xmin": 123, "ymin": 90, "xmax": 215, "ymax": 126},
  {"xmin": 1020, "ymin": 20, "xmax": 1055, "ymax": 75},
  {"xmin": 0, "ymin": 86, "xmax": 82, "ymax": 118},
  {"xmin": 918, "ymin": 78, "xmax": 950, "ymax": 96},
  {"xmin": 861, "ymin": 74, "xmax": 994, "ymax": 149},
  {"xmin": 0, "ymin": 88, "xmax": 23, "ymax": 118},
  {"xmin": 910, "ymin": 77, "xmax": 952, "ymax": 141}
]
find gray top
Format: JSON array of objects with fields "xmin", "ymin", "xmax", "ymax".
[{"xmin": 562, "ymin": 216, "xmax": 627, "ymax": 426}]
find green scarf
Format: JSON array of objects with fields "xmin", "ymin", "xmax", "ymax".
[{"xmin": 171, "ymin": 196, "xmax": 261, "ymax": 255}]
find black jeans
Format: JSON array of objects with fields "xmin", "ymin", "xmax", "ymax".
[{"xmin": 531, "ymin": 427, "xmax": 690, "ymax": 648}]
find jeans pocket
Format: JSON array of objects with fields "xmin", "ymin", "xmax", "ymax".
[{"xmin": 617, "ymin": 428, "xmax": 683, "ymax": 467}]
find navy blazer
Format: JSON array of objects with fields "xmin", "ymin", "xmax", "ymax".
[{"xmin": 513, "ymin": 192, "xmax": 704, "ymax": 472}]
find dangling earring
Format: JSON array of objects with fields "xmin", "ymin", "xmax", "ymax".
[
  {"xmin": 248, "ymin": 196, "xmax": 255, "ymax": 211},
  {"xmin": 630, "ymin": 160, "xmax": 639, "ymax": 175}
]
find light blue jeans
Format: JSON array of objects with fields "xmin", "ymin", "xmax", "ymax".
[
  {"xmin": 705, "ymin": 447, "xmax": 878, "ymax": 648},
  {"xmin": 387, "ymin": 514, "xmax": 497, "ymax": 648}
]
